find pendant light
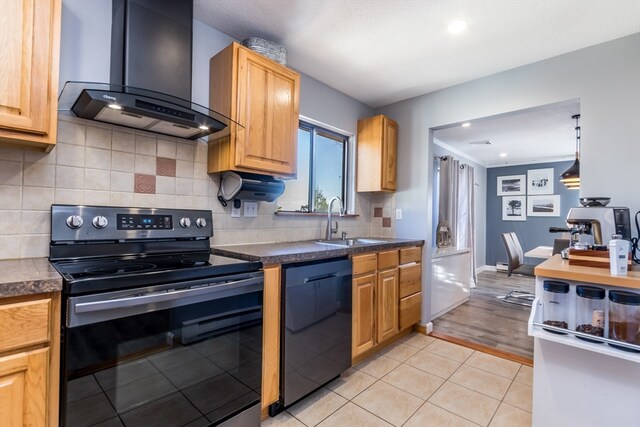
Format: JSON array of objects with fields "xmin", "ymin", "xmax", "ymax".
[{"xmin": 560, "ymin": 114, "xmax": 580, "ymax": 189}]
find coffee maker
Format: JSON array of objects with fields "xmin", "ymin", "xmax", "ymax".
[{"xmin": 565, "ymin": 207, "xmax": 631, "ymax": 246}]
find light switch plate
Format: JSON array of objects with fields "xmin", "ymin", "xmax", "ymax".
[
  {"xmin": 396, "ymin": 208, "xmax": 403, "ymax": 220},
  {"xmin": 244, "ymin": 201, "xmax": 258, "ymax": 217}
]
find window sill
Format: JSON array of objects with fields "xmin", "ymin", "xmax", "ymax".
[{"xmin": 274, "ymin": 211, "xmax": 359, "ymax": 218}]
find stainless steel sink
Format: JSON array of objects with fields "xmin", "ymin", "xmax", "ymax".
[{"xmin": 313, "ymin": 238, "xmax": 387, "ymax": 247}]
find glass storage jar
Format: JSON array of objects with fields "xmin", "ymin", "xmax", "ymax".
[
  {"xmin": 575, "ymin": 285, "xmax": 605, "ymax": 342},
  {"xmin": 543, "ymin": 280, "xmax": 570, "ymax": 334},
  {"xmin": 608, "ymin": 290, "xmax": 640, "ymax": 352}
]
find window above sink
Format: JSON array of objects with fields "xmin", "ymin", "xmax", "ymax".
[{"xmin": 277, "ymin": 119, "xmax": 350, "ymax": 214}]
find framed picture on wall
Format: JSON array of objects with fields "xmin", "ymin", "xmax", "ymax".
[
  {"xmin": 502, "ymin": 196, "xmax": 527, "ymax": 221},
  {"xmin": 528, "ymin": 195, "xmax": 561, "ymax": 216},
  {"xmin": 527, "ymin": 168, "xmax": 554, "ymax": 195},
  {"xmin": 497, "ymin": 175, "xmax": 526, "ymax": 196}
]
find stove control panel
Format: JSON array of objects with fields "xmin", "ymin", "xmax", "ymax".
[
  {"xmin": 118, "ymin": 214, "xmax": 173, "ymax": 230},
  {"xmin": 52, "ymin": 205, "xmax": 213, "ymax": 242}
]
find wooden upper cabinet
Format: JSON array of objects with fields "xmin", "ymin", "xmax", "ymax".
[
  {"xmin": 356, "ymin": 114, "xmax": 398, "ymax": 192},
  {"xmin": 208, "ymin": 42, "xmax": 300, "ymax": 177},
  {"xmin": 0, "ymin": 0, "xmax": 61, "ymax": 151}
]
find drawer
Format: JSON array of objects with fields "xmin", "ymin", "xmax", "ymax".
[
  {"xmin": 353, "ymin": 253, "xmax": 377, "ymax": 276},
  {"xmin": 0, "ymin": 298, "xmax": 51, "ymax": 353},
  {"xmin": 377, "ymin": 249, "xmax": 399, "ymax": 270},
  {"xmin": 399, "ymin": 263, "xmax": 421, "ymax": 298},
  {"xmin": 400, "ymin": 246, "xmax": 422, "ymax": 264},
  {"xmin": 399, "ymin": 292, "xmax": 422, "ymax": 330}
]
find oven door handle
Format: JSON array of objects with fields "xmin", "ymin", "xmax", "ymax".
[{"xmin": 73, "ymin": 276, "xmax": 263, "ymax": 315}]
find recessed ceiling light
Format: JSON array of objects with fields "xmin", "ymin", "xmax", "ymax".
[
  {"xmin": 447, "ymin": 20, "xmax": 467, "ymax": 34},
  {"xmin": 461, "ymin": 122, "xmax": 471, "ymax": 127},
  {"xmin": 499, "ymin": 153, "xmax": 508, "ymax": 157}
]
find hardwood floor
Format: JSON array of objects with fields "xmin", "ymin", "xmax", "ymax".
[{"xmin": 431, "ymin": 270, "xmax": 534, "ymax": 361}]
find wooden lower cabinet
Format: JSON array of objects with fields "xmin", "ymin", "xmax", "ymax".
[
  {"xmin": 352, "ymin": 273, "xmax": 376, "ymax": 356},
  {"xmin": 376, "ymin": 268, "xmax": 399, "ymax": 343},
  {"xmin": 352, "ymin": 247, "xmax": 422, "ymax": 361},
  {"xmin": 0, "ymin": 348, "xmax": 49, "ymax": 426},
  {"xmin": 0, "ymin": 293, "xmax": 59, "ymax": 427}
]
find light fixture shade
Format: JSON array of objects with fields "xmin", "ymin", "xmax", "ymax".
[
  {"xmin": 560, "ymin": 114, "xmax": 581, "ymax": 189},
  {"xmin": 560, "ymin": 159, "xmax": 580, "ymax": 181}
]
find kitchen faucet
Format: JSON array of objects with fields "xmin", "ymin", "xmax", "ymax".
[{"xmin": 326, "ymin": 196, "xmax": 344, "ymax": 240}]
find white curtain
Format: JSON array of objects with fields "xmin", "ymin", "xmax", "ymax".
[
  {"xmin": 437, "ymin": 156, "xmax": 477, "ymax": 287},
  {"xmin": 457, "ymin": 164, "xmax": 477, "ymax": 287},
  {"xmin": 436, "ymin": 156, "xmax": 459, "ymax": 247}
]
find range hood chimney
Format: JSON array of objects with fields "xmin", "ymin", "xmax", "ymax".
[{"xmin": 58, "ymin": 0, "xmax": 238, "ymax": 140}]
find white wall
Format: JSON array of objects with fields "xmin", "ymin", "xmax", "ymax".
[{"xmin": 377, "ymin": 33, "xmax": 640, "ymax": 323}]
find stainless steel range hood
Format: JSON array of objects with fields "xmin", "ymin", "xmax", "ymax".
[{"xmin": 58, "ymin": 0, "xmax": 239, "ymax": 140}]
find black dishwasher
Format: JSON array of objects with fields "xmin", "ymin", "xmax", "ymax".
[{"xmin": 270, "ymin": 257, "xmax": 352, "ymax": 415}]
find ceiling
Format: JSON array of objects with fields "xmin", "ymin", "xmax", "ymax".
[
  {"xmin": 433, "ymin": 100, "xmax": 580, "ymax": 168},
  {"xmin": 194, "ymin": 0, "xmax": 640, "ymax": 108}
]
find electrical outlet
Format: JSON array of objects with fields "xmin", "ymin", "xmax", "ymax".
[
  {"xmin": 231, "ymin": 206, "xmax": 241, "ymax": 218},
  {"xmin": 244, "ymin": 201, "xmax": 258, "ymax": 217},
  {"xmin": 396, "ymin": 208, "xmax": 403, "ymax": 220}
]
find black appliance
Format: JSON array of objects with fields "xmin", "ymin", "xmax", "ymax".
[
  {"xmin": 58, "ymin": 0, "xmax": 239, "ymax": 140},
  {"xmin": 269, "ymin": 258, "xmax": 352, "ymax": 415},
  {"xmin": 50, "ymin": 204, "xmax": 263, "ymax": 427}
]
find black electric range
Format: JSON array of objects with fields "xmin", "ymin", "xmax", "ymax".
[{"xmin": 50, "ymin": 205, "xmax": 263, "ymax": 427}]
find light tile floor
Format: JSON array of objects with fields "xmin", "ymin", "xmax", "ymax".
[{"xmin": 262, "ymin": 333, "xmax": 532, "ymax": 427}]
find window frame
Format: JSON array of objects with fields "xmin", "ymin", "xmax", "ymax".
[{"xmin": 278, "ymin": 118, "xmax": 352, "ymax": 214}]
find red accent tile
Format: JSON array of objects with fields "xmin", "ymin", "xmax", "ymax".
[
  {"xmin": 156, "ymin": 157, "xmax": 176, "ymax": 177},
  {"xmin": 135, "ymin": 174, "xmax": 156, "ymax": 194},
  {"xmin": 382, "ymin": 217, "xmax": 391, "ymax": 227},
  {"xmin": 374, "ymin": 207, "xmax": 383, "ymax": 217}
]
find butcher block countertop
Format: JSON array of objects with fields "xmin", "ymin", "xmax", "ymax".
[
  {"xmin": 535, "ymin": 254, "xmax": 640, "ymax": 289},
  {"xmin": 0, "ymin": 258, "xmax": 62, "ymax": 298},
  {"xmin": 212, "ymin": 238, "xmax": 425, "ymax": 265}
]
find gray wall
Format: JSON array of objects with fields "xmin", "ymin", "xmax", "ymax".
[
  {"xmin": 432, "ymin": 143, "xmax": 487, "ymax": 268},
  {"xmin": 377, "ymin": 33, "xmax": 640, "ymax": 323},
  {"xmin": 486, "ymin": 161, "xmax": 579, "ymax": 267}
]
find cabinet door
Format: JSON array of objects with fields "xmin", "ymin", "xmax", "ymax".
[
  {"xmin": 235, "ymin": 48, "xmax": 299, "ymax": 175},
  {"xmin": 376, "ymin": 268, "xmax": 399, "ymax": 343},
  {"xmin": 0, "ymin": 0, "xmax": 60, "ymax": 149},
  {"xmin": 381, "ymin": 117, "xmax": 398, "ymax": 191},
  {"xmin": 352, "ymin": 274, "xmax": 376, "ymax": 357},
  {"xmin": 0, "ymin": 348, "xmax": 49, "ymax": 426}
]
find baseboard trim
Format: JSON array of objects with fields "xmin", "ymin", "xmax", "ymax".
[
  {"xmin": 428, "ymin": 331, "xmax": 533, "ymax": 367},
  {"xmin": 478, "ymin": 265, "xmax": 496, "ymax": 273}
]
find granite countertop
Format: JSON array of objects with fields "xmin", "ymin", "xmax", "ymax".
[
  {"xmin": 535, "ymin": 254, "xmax": 640, "ymax": 289},
  {"xmin": 211, "ymin": 237, "xmax": 425, "ymax": 265},
  {"xmin": 0, "ymin": 258, "xmax": 62, "ymax": 298}
]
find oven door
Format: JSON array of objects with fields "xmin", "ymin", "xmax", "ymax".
[{"xmin": 61, "ymin": 272, "xmax": 263, "ymax": 427}]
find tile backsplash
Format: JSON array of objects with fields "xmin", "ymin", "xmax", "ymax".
[{"xmin": 0, "ymin": 114, "xmax": 395, "ymax": 260}]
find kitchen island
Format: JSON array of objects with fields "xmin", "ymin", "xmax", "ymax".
[
  {"xmin": 212, "ymin": 237, "xmax": 425, "ymax": 416},
  {"xmin": 529, "ymin": 255, "xmax": 640, "ymax": 427}
]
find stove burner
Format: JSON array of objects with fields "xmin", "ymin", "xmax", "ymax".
[{"xmin": 84, "ymin": 263, "xmax": 156, "ymax": 275}]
